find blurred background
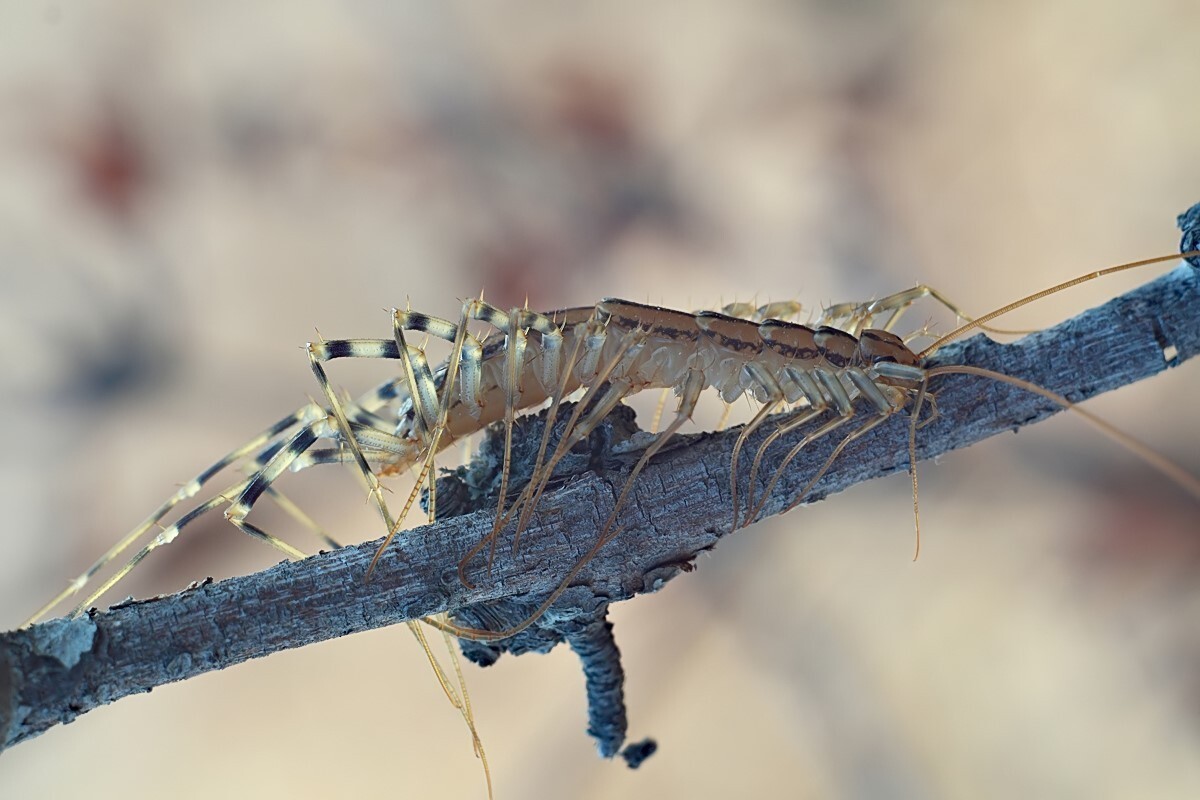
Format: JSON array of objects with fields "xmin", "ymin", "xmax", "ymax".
[{"xmin": 2, "ymin": 2, "xmax": 1200, "ymax": 798}]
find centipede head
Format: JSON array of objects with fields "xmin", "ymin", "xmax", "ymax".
[{"xmin": 858, "ymin": 329, "xmax": 925, "ymax": 389}]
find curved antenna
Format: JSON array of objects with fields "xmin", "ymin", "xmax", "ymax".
[
  {"xmin": 925, "ymin": 364, "xmax": 1200, "ymax": 500},
  {"xmin": 919, "ymin": 252, "xmax": 1200, "ymax": 360},
  {"xmin": 892, "ymin": 251, "xmax": 1200, "ymax": 560}
]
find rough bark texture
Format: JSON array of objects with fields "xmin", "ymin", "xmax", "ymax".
[{"xmin": 3, "ymin": 203, "xmax": 1199, "ymax": 755}]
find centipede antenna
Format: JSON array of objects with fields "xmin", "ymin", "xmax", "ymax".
[
  {"xmin": 919, "ymin": 252, "xmax": 1199, "ymax": 359},
  {"xmin": 908, "ymin": 378, "xmax": 930, "ymax": 562},
  {"xmin": 925, "ymin": 364, "xmax": 1200, "ymax": 501}
]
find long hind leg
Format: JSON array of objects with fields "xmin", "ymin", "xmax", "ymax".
[
  {"xmin": 23, "ymin": 403, "xmax": 327, "ymax": 626},
  {"xmin": 67, "ymin": 410, "xmax": 417, "ymax": 618},
  {"xmin": 305, "ymin": 338, "xmax": 412, "ymax": 532},
  {"xmin": 305, "ymin": 330, "xmax": 470, "ymax": 577}
]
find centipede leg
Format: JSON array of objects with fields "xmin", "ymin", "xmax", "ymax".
[
  {"xmin": 72, "ymin": 409, "xmax": 397, "ymax": 616},
  {"xmin": 780, "ymin": 410, "xmax": 896, "ymax": 515},
  {"xmin": 378, "ymin": 301, "xmax": 488, "ymax": 566},
  {"xmin": 68, "ymin": 478, "xmax": 250, "ymax": 617},
  {"xmin": 261, "ymin": 484, "xmax": 341, "ymax": 551},
  {"xmin": 482, "ymin": 309, "xmax": 529, "ymax": 574},
  {"xmin": 510, "ymin": 330, "xmax": 647, "ymax": 545},
  {"xmin": 729, "ymin": 363, "xmax": 786, "ymax": 531},
  {"xmin": 305, "ymin": 323, "xmax": 478, "ymax": 578},
  {"xmin": 22, "ymin": 403, "xmax": 327, "ymax": 626},
  {"xmin": 742, "ymin": 406, "xmax": 824, "ymax": 528},
  {"xmin": 823, "ymin": 285, "xmax": 1032, "ymax": 337},
  {"xmin": 599, "ymin": 368, "xmax": 704, "ymax": 540},
  {"xmin": 476, "ymin": 322, "xmax": 617, "ymax": 557},
  {"xmin": 455, "ymin": 328, "xmax": 638, "ymax": 586},
  {"xmin": 745, "ymin": 411, "xmax": 855, "ymax": 526},
  {"xmin": 307, "ymin": 338, "xmax": 408, "ymax": 534},
  {"xmin": 490, "ymin": 320, "xmax": 592, "ymax": 560}
]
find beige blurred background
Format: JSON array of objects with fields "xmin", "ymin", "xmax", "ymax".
[{"xmin": 2, "ymin": 2, "xmax": 1200, "ymax": 798}]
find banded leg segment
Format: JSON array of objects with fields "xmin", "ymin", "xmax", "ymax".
[
  {"xmin": 307, "ymin": 338, "xmax": 409, "ymax": 534},
  {"xmin": 23, "ymin": 403, "xmax": 327, "ymax": 626},
  {"xmin": 66, "ymin": 401, "xmax": 417, "ymax": 619}
]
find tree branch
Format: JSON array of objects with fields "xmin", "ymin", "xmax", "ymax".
[{"xmin": 4, "ymin": 203, "xmax": 1199, "ymax": 754}]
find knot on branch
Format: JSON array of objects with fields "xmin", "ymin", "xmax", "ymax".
[{"xmin": 1178, "ymin": 201, "xmax": 1200, "ymax": 270}]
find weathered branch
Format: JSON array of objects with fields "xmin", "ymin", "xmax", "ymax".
[{"xmin": 4, "ymin": 203, "xmax": 1200, "ymax": 754}]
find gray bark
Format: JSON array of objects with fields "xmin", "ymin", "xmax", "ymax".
[{"xmin": 3, "ymin": 203, "xmax": 1199, "ymax": 754}]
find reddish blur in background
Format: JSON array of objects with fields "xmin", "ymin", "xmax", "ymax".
[{"xmin": 2, "ymin": 3, "xmax": 1200, "ymax": 799}]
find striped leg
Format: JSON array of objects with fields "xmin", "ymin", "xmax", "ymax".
[
  {"xmin": 67, "ymin": 404, "xmax": 418, "ymax": 619},
  {"xmin": 305, "ymin": 326, "xmax": 475, "ymax": 536},
  {"xmin": 23, "ymin": 404, "xmax": 327, "ymax": 626},
  {"xmin": 366, "ymin": 299, "xmax": 522, "ymax": 576},
  {"xmin": 306, "ymin": 338, "xmax": 408, "ymax": 535}
]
